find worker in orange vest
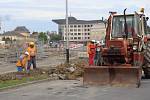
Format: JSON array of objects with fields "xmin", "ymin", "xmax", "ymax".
[
  {"xmin": 26, "ymin": 42, "xmax": 37, "ymax": 72},
  {"xmin": 16, "ymin": 52, "xmax": 29, "ymax": 72},
  {"xmin": 87, "ymin": 40, "xmax": 96, "ymax": 66}
]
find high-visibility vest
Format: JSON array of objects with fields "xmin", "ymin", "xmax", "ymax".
[
  {"xmin": 27, "ymin": 46, "xmax": 37, "ymax": 59},
  {"xmin": 87, "ymin": 43, "xmax": 95, "ymax": 55},
  {"xmin": 16, "ymin": 55, "xmax": 28, "ymax": 67}
]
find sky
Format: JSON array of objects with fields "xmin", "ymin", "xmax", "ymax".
[{"xmin": 0, "ymin": 0, "xmax": 150, "ymax": 33}]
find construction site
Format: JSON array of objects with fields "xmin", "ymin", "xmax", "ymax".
[{"xmin": 0, "ymin": 0, "xmax": 150, "ymax": 100}]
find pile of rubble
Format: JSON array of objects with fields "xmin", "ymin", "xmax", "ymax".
[
  {"xmin": 48, "ymin": 60, "xmax": 86, "ymax": 80},
  {"xmin": 0, "ymin": 60, "xmax": 87, "ymax": 82}
]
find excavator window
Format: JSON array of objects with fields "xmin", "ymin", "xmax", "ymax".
[{"xmin": 111, "ymin": 15, "xmax": 136, "ymax": 38}]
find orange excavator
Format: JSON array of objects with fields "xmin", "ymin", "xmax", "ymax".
[{"xmin": 84, "ymin": 8, "xmax": 150, "ymax": 87}]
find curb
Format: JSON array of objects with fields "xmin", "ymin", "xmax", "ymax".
[{"xmin": 0, "ymin": 78, "xmax": 51, "ymax": 92}]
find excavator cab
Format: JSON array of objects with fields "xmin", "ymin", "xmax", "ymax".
[
  {"xmin": 83, "ymin": 9, "xmax": 146, "ymax": 87},
  {"xmin": 112, "ymin": 15, "xmax": 137, "ymax": 38}
]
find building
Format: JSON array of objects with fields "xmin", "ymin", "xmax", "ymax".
[
  {"xmin": 90, "ymin": 23, "xmax": 106, "ymax": 41},
  {"xmin": 0, "ymin": 26, "xmax": 35, "ymax": 44},
  {"xmin": 52, "ymin": 17, "xmax": 105, "ymax": 43}
]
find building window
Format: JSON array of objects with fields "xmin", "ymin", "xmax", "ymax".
[
  {"xmin": 70, "ymin": 29, "xmax": 73, "ymax": 32},
  {"xmin": 88, "ymin": 29, "xmax": 90, "ymax": 31},
  {"xmin": 88, "ymin": 37, "xmax": 90, "ymax": 39},
  {"xmin": 88, "ymin": 33, "xmax": 90, "ymax": 35},
  {"xmin": 84, "ymin": 25, "xmax": 87, "ymax": 27},
  {"xmin": 91, "ymin": 25, "xmax": 93, "ymax": 27},
  {"xmin": 78, "ymin": 29, "xmax": 81, "ymax": 31},
  {"xmin": 85, "ymin": 33, "xmax": 87, "ymax": 35},
  {"xmin": 85, "ymin": 37, "xmax": 87, "ymax": 39},
  {"xmin": 74, "ymin": 29, "xmax": 77, "ymax": 31},
  {"xmin": 74, "ymin": 37, "xmax": 77, "ymax": 39},
  {"xmin": 84, "ymin": 29, "xmax": 87, "ymax": 31},
  {"xmin": 78, "ymin": 25, "xmax": 81, "ymax": 27},
  {"xmin": 71, "ymin": 33, "xmax": 73, "ymax": 35},
  {"xmin": 88, "ymin": 25, "xmax": 90, "ymax": 27},
  {"xmin": 74, "ymin": 25, "xmax": 77, "ymax": 28},
  {"xmin": 74, "ymin": 33, "xmax": 77, "ymax": 35},
  {"xmin": 78, "ymin": 37, "xmax": 81, "ymax": 39},
  {"xmin": 78, "ymin": 33, "xmax": 81, "ymax": 35},
  {"xmin": 70, "ymin": 37, "xmax": 73, "ymax": 39},
  {"xmin": 70, "ymin": 25, "xmax": 73, "ymax": 28}
]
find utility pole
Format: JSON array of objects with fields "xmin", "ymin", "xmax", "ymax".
[{"xmin": 66, "ymin": 0, "xmax": 69, "ymax": 63}]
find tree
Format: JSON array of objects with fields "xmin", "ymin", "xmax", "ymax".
[
  {"xmin": 38, "ymin": 32, "xmax": 48, "ymax": 44},
  {"xmin": 50, "ymin": 34, "xmax": 61, "ymax": 41}
]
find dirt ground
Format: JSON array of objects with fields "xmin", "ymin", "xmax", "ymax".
[
  {"xmin": 0, "ymin": 47, "xmax": 80, "ymax": 74},
  {"xmin": 0, "ymin": 54, "xmax": 64, "ymax": 74}
]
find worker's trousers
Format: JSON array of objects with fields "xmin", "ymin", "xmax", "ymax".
[
  {"xmin": 94, "ymin": 51, "xmax": 102, "ymax": 66},
  {"xmin": 27, "ymin": 56, "xmax": 36, "ymax": 70},
  {"xmin": 89, "ymin": 54, "xmax": 95, "ymax": 66}
]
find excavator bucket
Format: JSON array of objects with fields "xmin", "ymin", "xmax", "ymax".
[{"xmin": 83, "ymin": 65, "xmax": 141, "ymax": 87}]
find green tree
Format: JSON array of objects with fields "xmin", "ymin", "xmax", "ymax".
[
  {"xmin": 50, "ymin": 34, "xmax": 61, "ymax": 41},
  {"xmin": 38, "ymin": 32, "xmax": 48, "ymax": 44}
]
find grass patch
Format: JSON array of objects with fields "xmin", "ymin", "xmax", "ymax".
[{"xmin": 0, "ymin": 73, "xmax": 49, "ymax": 89}]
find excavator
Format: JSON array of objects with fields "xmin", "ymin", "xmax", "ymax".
[{"xmin": 83, "ymin": 8, "xmax": 150, "ymax": 87}]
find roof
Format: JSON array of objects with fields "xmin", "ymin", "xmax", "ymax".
[
  {"xmin": 1, "ymin": 31, "xmax": 25, "ymax": 37},
  {"xmin": 14, "ymin": 26, "xmax": 30, "ymax": 33},
  {"xmin": 1, "ymin": 26, "xmax": 30, "ymax": 37},
  {"xmin": 113, "ymin": 14, "xmax": 135, "ymax": 17},
  {"xmin": 30, "ymin": 32, "xmax": 39, "ymax": 38},
  {"xmin": 52, "ymin": 16, "xmax": 104, "ymax": 25}
]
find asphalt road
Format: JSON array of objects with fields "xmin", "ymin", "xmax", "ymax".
[{"xmin": 0, "ymin": 79, "xmax": 150, "ymax": 100}]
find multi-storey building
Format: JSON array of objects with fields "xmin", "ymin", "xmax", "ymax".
[
  {"xmin": 90, "ymin": 23, "xmax": 106, "ymax": 41},
  {"xmin": 52, "ymin": 17, "xmax": 105, "ymax": 43}
]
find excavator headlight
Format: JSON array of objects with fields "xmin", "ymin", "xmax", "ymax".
[{"xmin": 133, "ymin": 45, "xmax": 138, "ymax": 51}]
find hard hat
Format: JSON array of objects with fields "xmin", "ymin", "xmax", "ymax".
[
  {"xmin": 25, "ymin": 51, "xmax": 29, "ymax": 56},
  {"xmin": 91, "ymin": 40, "xmax": 96, "ymax": 43},
  {"xmin": 96, "ymin": 41, "xmax": 100, "ymax": 44},
  {"xmin": 140, "ymin": 8, "xmax": 144, "ymax": 13},
  {"xmin": 29, "ymin": 42, "xmax": 34, "ymax": 45}
]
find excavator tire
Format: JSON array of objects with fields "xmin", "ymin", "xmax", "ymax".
[{"xmin": 144, "ymin": 40, "xmax": 150, "ymax": 78}]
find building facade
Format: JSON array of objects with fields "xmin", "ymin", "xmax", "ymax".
[
  {"xmin": 53, "ymin": 17, "xmax": 105, "ymax": 42},
  {"xmin": 0, "ymin": 26, "xmax": 36, "ymax": 44},
  {"xmin": 90, "ymin": 23, "xmax": 106, "ymax": 41}
]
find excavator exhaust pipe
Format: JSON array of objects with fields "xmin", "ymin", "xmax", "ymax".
[{"xmin": 83, "ymin": 65, "xmax": 141, "ymax": 87}]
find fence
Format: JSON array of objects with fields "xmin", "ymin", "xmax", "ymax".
[{"xmin": 0, "ymin": 41, "xmax": 87, "ymax": 64}]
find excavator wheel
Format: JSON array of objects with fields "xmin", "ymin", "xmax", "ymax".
[{"xmin": 144, "ymin": 40, "xmax": 150, "ymax": 78}]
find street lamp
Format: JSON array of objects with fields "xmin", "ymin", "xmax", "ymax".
[{"xmin": 66, "ymin": 0, "xmax": 69, "ymax": 63}]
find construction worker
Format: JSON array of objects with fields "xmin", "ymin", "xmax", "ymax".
[
  {"xmin": 87, "ymin": 40, "xmax": 96, "ymax": 66},
  {"xmin": 26, "ymin": 42, "xmax": 37, "ymax": 71},
  {"xmin": 94, "ymin": 41, "xmax": 102, "ymax": 66},
  {"xmin": 16, "ymin": 52, "xmax": 29, "ymax": 72}
]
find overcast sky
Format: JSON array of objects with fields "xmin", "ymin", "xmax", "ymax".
[{"xmin": 0, "ymin": 0, "xmax": 150, "ymax": 32}]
